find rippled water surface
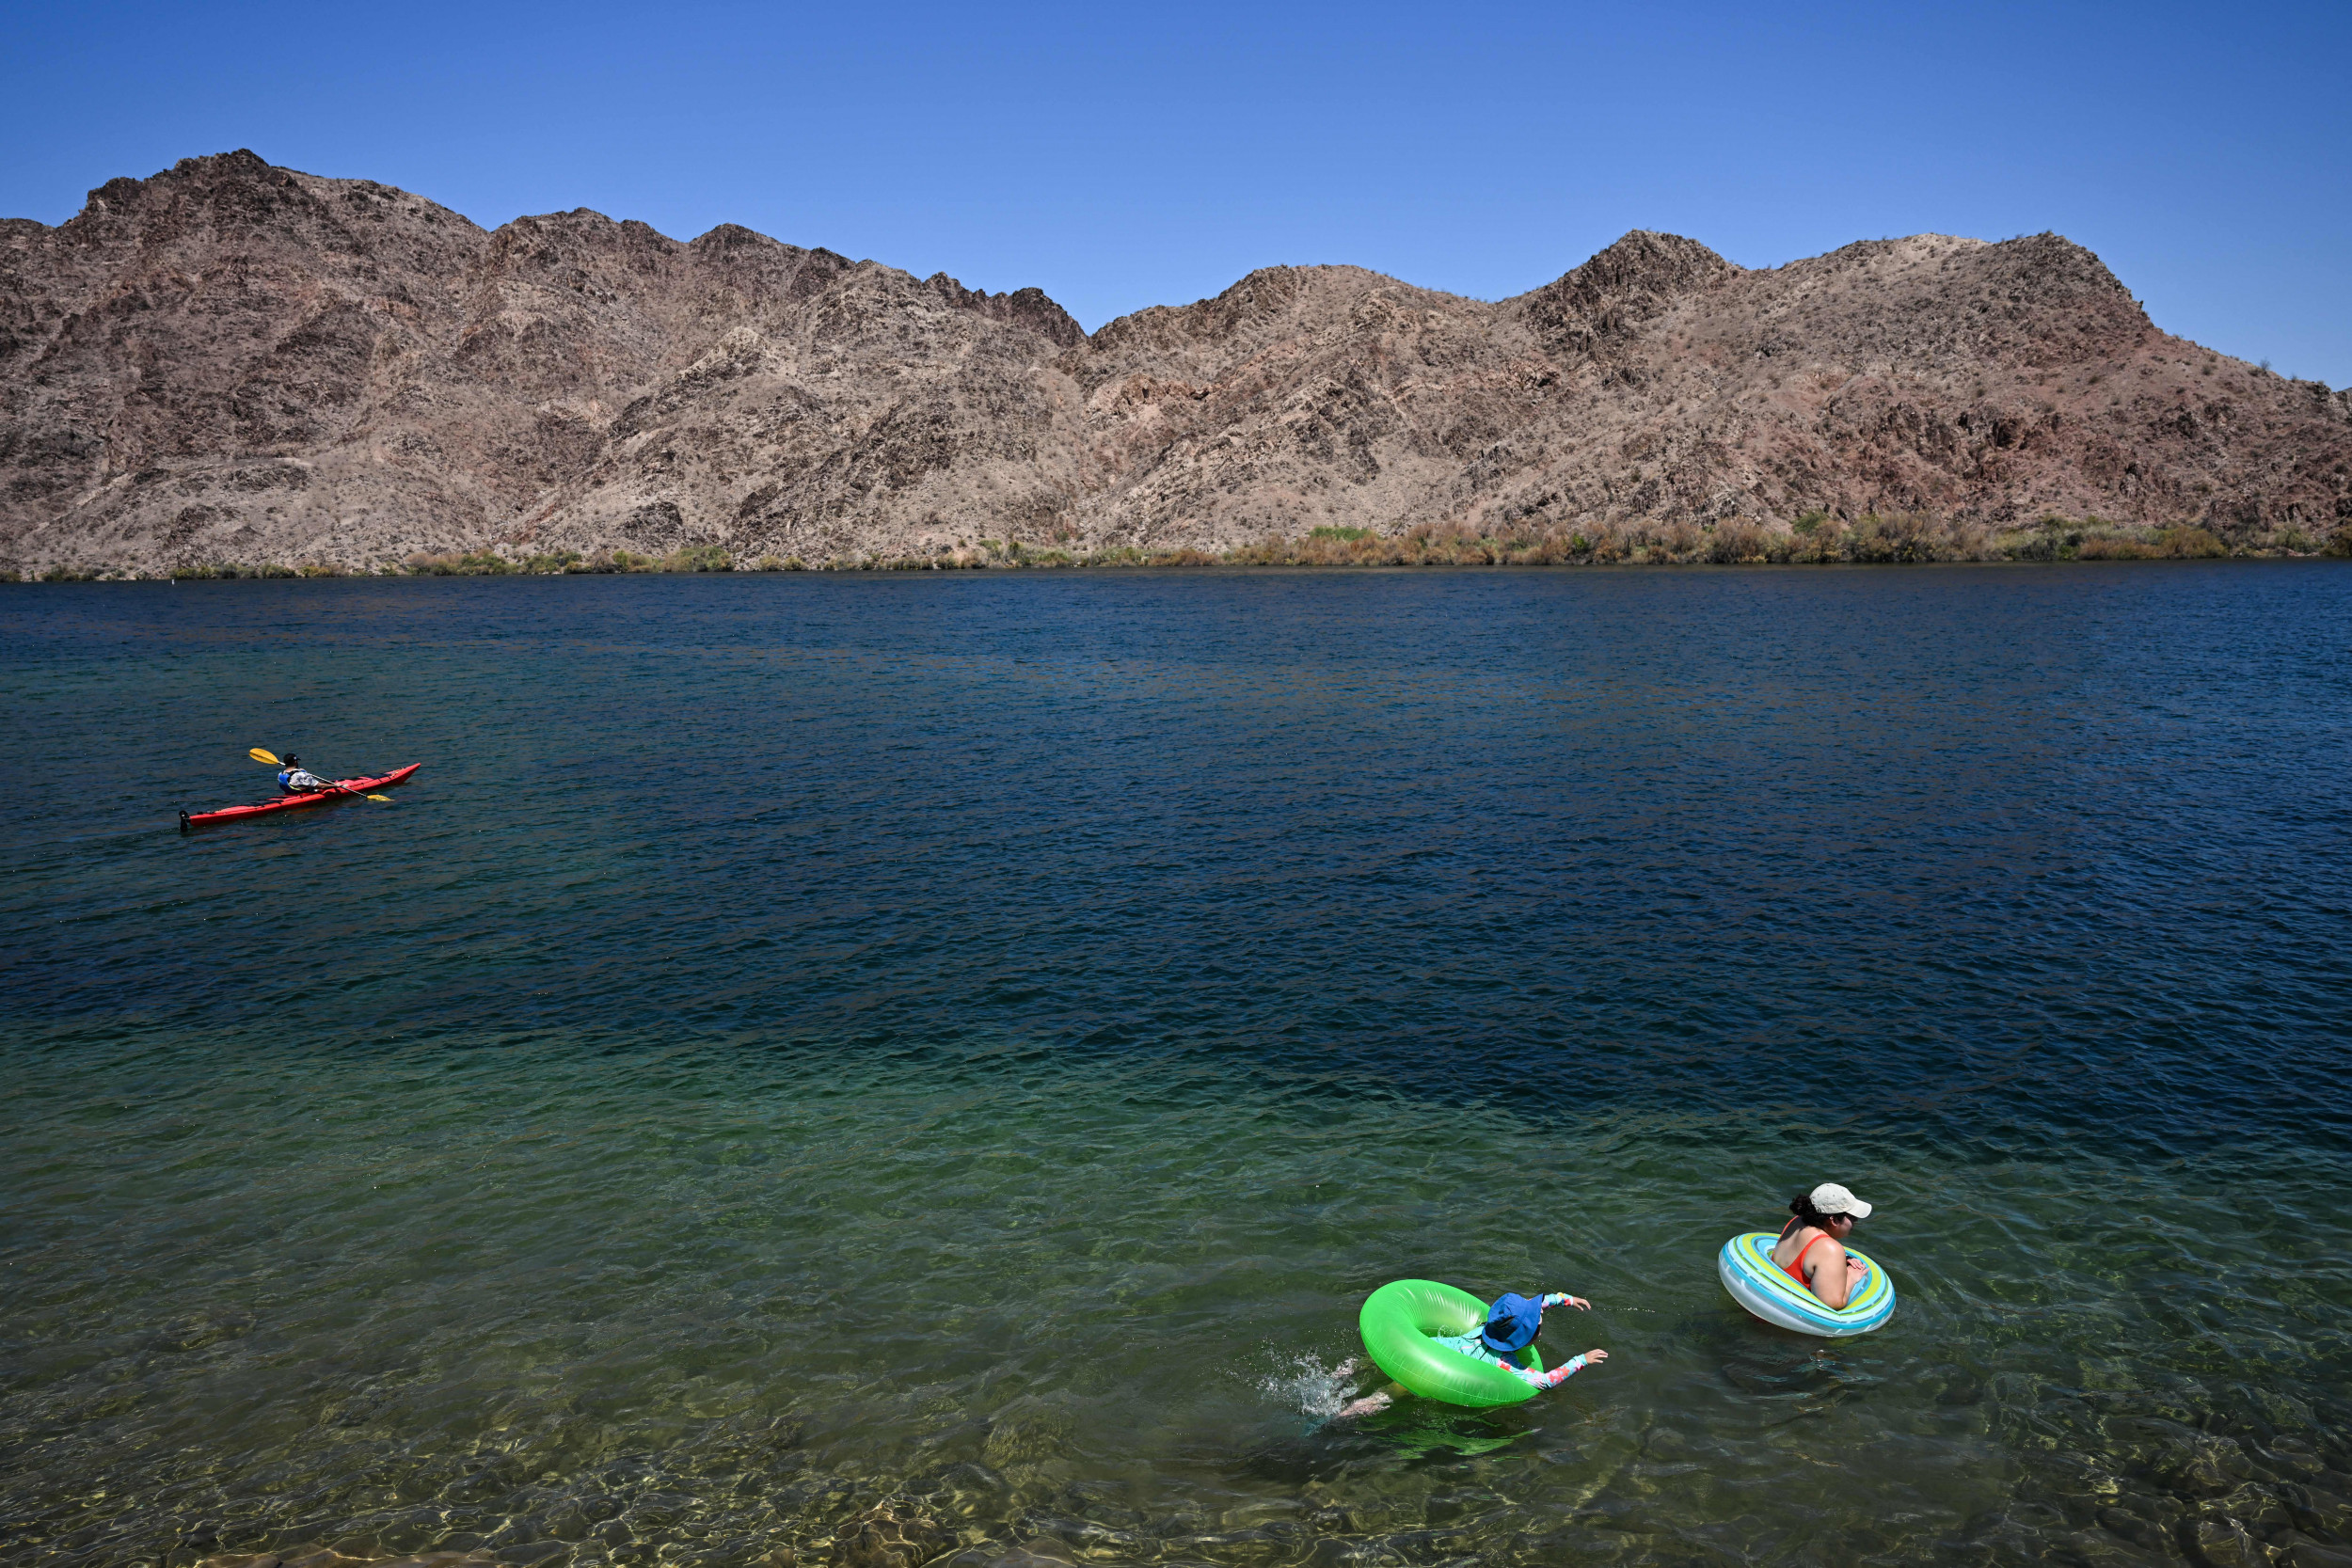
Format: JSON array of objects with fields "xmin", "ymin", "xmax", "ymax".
[{"xmin": 4, "ymin": 566, "xmax": 2350, "ymax": 1568}]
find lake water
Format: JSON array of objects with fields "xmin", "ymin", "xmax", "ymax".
[{"xmin": 4, "ymin": 565, "xmax": 2350, "ymax": 1568}]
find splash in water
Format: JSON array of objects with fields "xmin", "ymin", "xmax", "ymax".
[{"xmin": 1263, "ymin": 1354, "xmax": 1390, "ymax": 1424}]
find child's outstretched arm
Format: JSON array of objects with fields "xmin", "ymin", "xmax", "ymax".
[{"xmin": 1517, "ymin": 1348, "xmax": 1609, "ymax": 1388}]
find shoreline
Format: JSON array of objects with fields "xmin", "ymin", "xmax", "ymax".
[{"xmin": 12, "ymin": 515, "xmax": 2349, "ymax": 582}]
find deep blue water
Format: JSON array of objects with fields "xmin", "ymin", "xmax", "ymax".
[{"xmin": 4, "ymin": 566, "xmax": 2350, "ymax": 1568}]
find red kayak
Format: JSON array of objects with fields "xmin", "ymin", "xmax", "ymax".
[{"xmin": 181, "ymin": 764, "xmax": 422, "ymax": 831}]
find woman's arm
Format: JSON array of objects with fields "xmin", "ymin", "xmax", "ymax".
[{"xmin": 1808, "ymin": 1238, "xmax": 1853, "ymax": 1307}]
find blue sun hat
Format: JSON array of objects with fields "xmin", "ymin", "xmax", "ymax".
[{"xmin": 1478, "ymin": 1292, "xmax": 1545, "ymax": 1355}]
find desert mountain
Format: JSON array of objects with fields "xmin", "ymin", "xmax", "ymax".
[{"xmin": 3, "ymin": 150, "xmax": 2347, "ymax": 573}]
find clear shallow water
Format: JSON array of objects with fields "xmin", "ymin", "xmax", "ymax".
[{"xmin": 3, "ymin": 566, "xmax": 2350, "ymax": 1568}]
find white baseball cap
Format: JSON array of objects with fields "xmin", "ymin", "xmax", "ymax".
[{"xmin": 1812, "ymin": 1182, "xmax": 1874, "ymax": 1218}]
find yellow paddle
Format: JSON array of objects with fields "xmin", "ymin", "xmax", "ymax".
[{"xmin": 247, "ymin": 747, "xmax": 393, "ymax": 801}]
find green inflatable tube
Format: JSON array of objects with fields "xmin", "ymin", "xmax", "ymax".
[{"xmin": 1359, "ymin": 1279, "xmax": 1546, "ymax": 1407}]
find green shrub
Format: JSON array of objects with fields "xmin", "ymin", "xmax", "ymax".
[
  {"xmin": 564, "ymin": 549, "xmax": 642, "ymax": 573},
  {"xmin": 1309, "ymin": 525, "xmax": 1373, "ymax": 541},
  {"xmin": 1791, "ymin": 509, "xmax": 1831, "ymax": 536},
  {"xmin": 2061, "ymin": 525, "xmax": 2228, "ymax": 561},
  {"xmin": 662, "ymin": 545, "xmax": 733, "ymax": 572},
  {"xmin": 2153, "ymin": 525, "xmax": 2228, "ymax": 559},
  {"xmin": 2002, "ymin": 519, "xmax": 2081, "ymax": 562},
  {"xmin": 1842, "ymin": 513, "xmax": 1947, "ymax": 563},
  {"xmin": 405, "ymin": 549, "xmax": 513, "ymax": 576}
]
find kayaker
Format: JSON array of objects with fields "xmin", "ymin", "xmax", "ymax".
[
  {"xmin": 1770, "ymin": 1182, "xmax": 1874, "ymax": 1307},
  {"xmin": 276, "ymin": 755, "xmax": 331, "ymax": 795}
]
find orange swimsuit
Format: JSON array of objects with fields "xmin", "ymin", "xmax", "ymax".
[{"xmin": 1779, "ymin": 1227, "xmax": 1835, "ymax": 1286}]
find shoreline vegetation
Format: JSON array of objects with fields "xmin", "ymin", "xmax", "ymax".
[{"xmin": 10, "ymin": 514, "xmax": 2349, "ymax": 582}]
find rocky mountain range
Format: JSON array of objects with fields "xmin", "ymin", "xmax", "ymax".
[{"xmin": 4, "ymin": 150, "xmax": 2347, "ymax": 574}]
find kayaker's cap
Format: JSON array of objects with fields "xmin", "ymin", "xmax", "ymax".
[
  {"xmin": 1479, "ymin": 1292, "xmax": 1545, "ymax": 1355},
  {"xmin": 1811, "ymin": 1182, "xmax": 1873, "ymax": 1219},
  {"xmin": 284, "ymin": 754, "xmax": 300, "ymax": 766}
]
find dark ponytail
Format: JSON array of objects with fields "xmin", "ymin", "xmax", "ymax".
[{"xmin": 1788, "ymin": 1190, "xmax": 1834, "ymax": 1233}]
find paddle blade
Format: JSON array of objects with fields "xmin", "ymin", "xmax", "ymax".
[
  {"xmin": 365, "ymin": 794, "xmax": 393, "ymax": 802},
  {"xmin": 248, "ymin": 747, "xmax": 280, "ymax": 766}
]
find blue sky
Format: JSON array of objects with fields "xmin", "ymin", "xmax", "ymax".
[{"xmin": 5, "ymin": 0, "xmax": 2347, "ymax": 384}]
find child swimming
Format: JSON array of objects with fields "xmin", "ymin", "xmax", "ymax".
[{"xmin": 1335, "ymin": 1290, "xmax": 1608, "ymax": 1418}]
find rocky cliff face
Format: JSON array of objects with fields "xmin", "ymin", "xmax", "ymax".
[{"xmin": 4, "ymin": 151, "xmax": 2347, "ymax": 572}]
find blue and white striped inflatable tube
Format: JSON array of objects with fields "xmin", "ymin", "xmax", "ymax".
[{"xmin": 1718, "ymin": 1231, "xmax": 1896, "ymax": 1337}]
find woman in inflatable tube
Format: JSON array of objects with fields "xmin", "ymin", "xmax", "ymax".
[
  {"xmin": 1336, "ymin": 1284, "xmax": 1608, "ymax": 1418},
  {"xmin": 1718, "ymin": 1181, "xmax": 1896, "ymax": 1336}
]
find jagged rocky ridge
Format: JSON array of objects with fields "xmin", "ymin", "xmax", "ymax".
[{"xmin": 3, "ymin": 150, "xmax": 2348, "ymax": 573}]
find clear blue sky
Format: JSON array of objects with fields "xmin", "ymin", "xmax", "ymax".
[{"xmin": 5, "ymin": 0, "xmax": 2347, "ymax": 384}]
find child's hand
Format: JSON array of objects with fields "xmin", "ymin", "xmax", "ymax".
[
  {"xmin": 1549, "ymin": 1293, "xmax": 1592, "ymax": 1310},
  {"xmin": 1583, "ymin": 1349, "xmax": 1609, "ymax": 1364}
]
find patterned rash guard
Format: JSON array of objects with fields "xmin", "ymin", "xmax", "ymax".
[{"xmin": 1434, "ymin": 1293, "xmax": 1592, "ymax": 1389}]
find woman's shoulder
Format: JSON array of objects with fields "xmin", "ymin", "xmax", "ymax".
[{"xmin": 1777, "ymin": 1223, "xmax": 1843, "ymax": 1259}]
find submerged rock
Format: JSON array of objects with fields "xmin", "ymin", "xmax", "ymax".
[{"xmin": 830, "ymin": 1505, "xmax": 951, "ymax": 1568}]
